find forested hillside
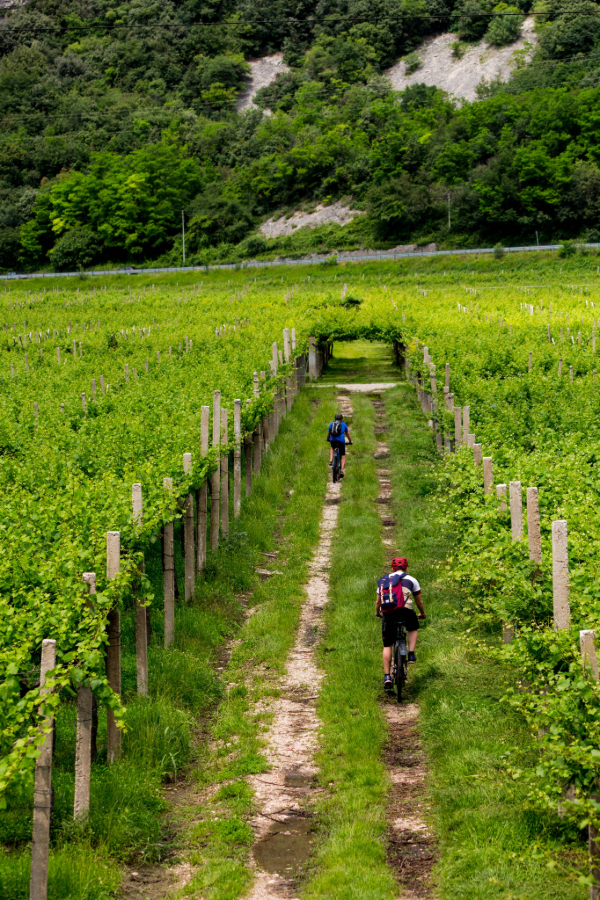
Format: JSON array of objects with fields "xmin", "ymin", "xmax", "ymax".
[{"xmin": 3, "ymin": 0, "xmax": 600, "ymax": 271}]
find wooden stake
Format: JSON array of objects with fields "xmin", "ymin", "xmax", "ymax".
[
  {"xmin": 234, "ymin": 400, "xmax": 242, "ymax": 518},
  {"xmin": 197, "ymin": 407, "xmax": 209, "ymax": 571},
  {"xmin": 552, "ymin": 520, "xmax": 570, "ymax": 630},
  {"xmin": 163, "ymin": 478, "xmax": 175, "ymax": 648},
  {"xmin": 526, "ymin": 487, "xmax": 542, "ymax": 564},
  {"xmin": 211, "ymin": 391, "xmax": 221, "ymax": 552},
  {"xmin": 462, "ymin": 405, "xmax": 470, "ymax": 445},
  {"xmin": 245, "ymin": 434, "xmax": 253, "ymax": 496},
  {"xmin": 29, "ymin": 638, "xmax": 56, "ymax": 900},
  {"xmin": 74, "ymin": 576, "xmax": 95, "ymax": 820},
  {"xmin": 106, "ymin": 531, "xmax": 121, "ymax": 763},
  {"xmin": 253, "ymin": 423, "xmax": 262, "ymax": 475},
  {"xmin": 132, "ymin": 484, "xmax": 148, "ymax": 695},
  {"xmin": 473, "ymin": 443, "xmax": 482, "ymax": 466},
  {"xmin": 183, "ymin": 453, "xmax": 195, "ymax": 600},
  {"xmin": 220, "ymin": 409, "xmax": 229, "ymax": 534}
]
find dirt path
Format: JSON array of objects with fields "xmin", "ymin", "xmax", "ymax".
[
  {"xmin": 245, "ymin": 394, "xmax": 352, "ymax": 900},
  {"xmin": 370, "ymin": 393, "xmax": 437, "ymax": 900}
]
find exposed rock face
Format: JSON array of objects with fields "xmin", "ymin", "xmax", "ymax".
[
  {"xmin": 385, "ymin": 18, "xmax": 537, "ymax": 103},
  {"xmin": 237, "ymin": 54, "xmax": 291, "ymax": 113},
  {"xmin": 260, "ymin": 201, "xmax": 366, "ymax": 239}
]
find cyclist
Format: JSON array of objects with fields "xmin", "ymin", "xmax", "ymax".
[
  {"xmin": 376, "ymin": 556, "xmax": 426, "ymax": 691},
  {"xmin": 327, "ymin": 413, "xmax": 352, "ymax": 478}
]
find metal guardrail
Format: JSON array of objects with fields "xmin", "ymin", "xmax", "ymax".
[{"xmin": 1, "ymin": 242, "xmax": 596, "ymax": 281}]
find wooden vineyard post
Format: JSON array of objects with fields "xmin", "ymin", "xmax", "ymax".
[
  {"xmin": 579, "ymin": 629, "xmax": 600, "ymax": 900},
  {"xmin": 245, "ymin": 433, "xmax": 253, "ymax": 496},
  {"xmin": 552, "ymin": 520, "xmax": 570, "ymax": 630},
  {"xmin": 504, "ymin": 481, "xmax": 523, "ymax": 643},
  {"xmin": 445, "ymin": 363, "xmax": 450, "ymax": 390},
  {"xmin": 527, "ymin": 487, "xmax": 542, "ymax": 564},
  {"xmin": 283, "ymin": 328, "xmax": 291, "ymax": 361},
  {"xmin": 211, "ymin": 391, "xmax": 221, "ymax": 552},
  {"xmin": 29, "ymin": 638, "xmax": 57, "ymax": 900},
  {"xmin": 74, "ymin": 575, "xmax": 95, "ymax": 820},
  {"xmin": 132, "ymin": 484, "xmax": 148, "ymax": 695},
  {"xmin": 483, "ymin": 457, "xmax": 493, "ymax": 495},
  {"xmin": 272, "ymin": 342, "xmax": 278, "ymax": 375},
  {"xmin": 234, "ymin": 400, "xmax": 242, "ymax": 518},
  {"xmin": 454, "ymin": 407, "xmax": 462, "ymax": 448},
  {"xmin": 106, "ymin": 531, "xmax": 121, "ymax": 762},
  {"xmin": 308, "ymin": 336, "xmax": 317, "ymax": 380},
  {"xmin": 163, "ymin": 478, "xmax": 175, "ymax": 648},
  {"xmin": 220, "ymin": 409, "xmax": 229, "ymax": 534},
  {"xmin": 497, "ymin": 483, "xmax": 507, "ymax": 511},
  {"xmin": 253, "ymin": 424, "xmax": 262, "ymax": 476},
  {"xmin": 473, "ymin": 443, "xmax": 482, "ymax": 466},
  {"xmin": 197, "ymin": 407, "xmax": 209, "ymax": 572},
  {"xmin": 462, "ymin": 405, "xmax": 470, "ymax": 446},
  {"xmin": 183, "ymin": 453, "xmax": 195, "ymax": 600}
]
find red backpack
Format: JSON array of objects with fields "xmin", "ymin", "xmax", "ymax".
[{"xmin": 378, "ymin": 572, "xmax": 410, "ymax": 613}]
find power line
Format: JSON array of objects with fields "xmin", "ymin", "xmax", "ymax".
[{"xmin": 0, "ymin": 10, "xmax": 587, "ymax": 35}]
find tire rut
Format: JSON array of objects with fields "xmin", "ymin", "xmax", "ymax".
[{"xmin": 370, "ymin": 393, "xmax": 438, "ymax": 900}]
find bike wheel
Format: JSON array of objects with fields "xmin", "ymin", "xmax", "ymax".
[
  {"xmin": 397, "ymin": 655, "xmax": 407, "ymax": 703},
  {"xmin": 394, "ymin": 645, "xmax": 404, "ymax": 702},
  {"xmin": 332, "ymin": 450, "xmax": 340, "ymax": 483}
]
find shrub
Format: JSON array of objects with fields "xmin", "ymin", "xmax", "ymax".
[
  {"xmin": 48, "ymin": 227, "xmax": 102, "ymax": 271},
  {"xmin": 451, "ymin": 0, "xmax": 493, "ymax": 42},
  {"xmin": 494, "ymin": 242, "xmax": 505, "ymax": 259},
  {"xmin": 485, "ymin": 3, "xmax": 524, "ymax": 46},
  {"xmin": 404, "ymin": 51, "xmax": 422, "ymax": 74}
]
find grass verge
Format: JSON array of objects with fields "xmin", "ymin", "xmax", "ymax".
[{"xmin": 384, "ymin": 382, "xmax": 587, "ymax": 900}]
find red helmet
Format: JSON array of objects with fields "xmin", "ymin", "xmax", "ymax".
[{"xmin": 391, "ymin": 557, "xmax": 408, "ymax": 571}]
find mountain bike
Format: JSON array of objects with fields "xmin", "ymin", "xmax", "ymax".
[
  {"xmin": 392, "ymin": 621, "xmax": 409, "ymax": 703},
  {"xmin": 332, "ymin": 443, "xmax": 342, "ymax": 483}
]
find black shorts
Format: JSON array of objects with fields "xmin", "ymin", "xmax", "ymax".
[
  {"xmin": 330, "ymin": 441, "xmax": 345, "ymax": 456},
  {"xmin": 382, "ymin": 607, "xmax": 420, "ymax": 646}
]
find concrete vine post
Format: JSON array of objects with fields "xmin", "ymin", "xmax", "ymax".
[
  {"xmin": 253, "ymin": 422, "xmax": 262, "ymax": 475},
  {"xmin": 211, "ymin": 391, "xmax": 221, "ymax": 552},
  {"xmin": 220, "ymin": 409, "xmax": 229, "ymax": 534},
  {"xmin": 509, "ymin": 481, "xmax": 523, "ymax": 540},
  {"xmin": 283, "ymin": 328, "xmax": 291, "ymax": 361},
  {"xmin": 552, "ymin": 520, "xmax": 570, "ymax": 630},
  {"xmin": 234, "ymin": 400, "xmax": 242, "ymax": 518},
  {"xmin": 473, "ymin": 443, "xmax": 482, "ymax": 466},
  {"xmin": 580, "ymin": 624, "xmax": 600, "ymax": 898},
  {"xmin": 106, "ymin": 531, "xmax": 121, "ymax": 762},
  {"xmin": 74, "ymin": 574, "xmax": 96, "ymax": 821},
  {"xmin": 497, "ymin": 483, "xmax": 507, "ymax": 511},
  {"xmin": 462, "ymin": 405, "xmax": 470, "ymax": 446},
  {"xmin": 483, "ymin": 457, "xmax": 493, "ymax": 494},
  {"xmin": 163, "ymin": 478, "xmax": 175, "ymax": 648},
  {"xmin": 29, "ymin": 638, "xmax": 57, "ymax": 900},
  {"xmin": 445, "ymin": 362, "xmax": 450, "ymax": 390},
  {"xmin": 454, "ymin": 406, "xmax": 462, "ymax": 448},
  {"xmin": 132, "ymin": 483, "xmax": 148, "ymax": 696},
  {"xmin": 197, "ymin": 406, "xmax": 209, "ymax": 572},
  {"xmin": 526, "ymin": 487, "xmax": 542, "ymax": 565},
  {"xmin": 183, "ymin": 453, "xmax": 195, "ymax": 600}
]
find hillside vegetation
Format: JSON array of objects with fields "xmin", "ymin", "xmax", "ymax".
[{"xmin": 3, "ymin": 0, "xmax": 600, "ymax": 270}]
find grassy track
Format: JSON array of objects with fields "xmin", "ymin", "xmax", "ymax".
[
  {"xmin": 384, "ymin": 383, "xmax": 587, "ymax": 900},
  {"xmin": 179, "ymin": 390, "xmax": 337, "ymax": 900}
]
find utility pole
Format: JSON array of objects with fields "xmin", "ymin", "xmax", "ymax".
[{"xmin": 182, "ymin": 210, "xmax": 186, "ymax": 264}]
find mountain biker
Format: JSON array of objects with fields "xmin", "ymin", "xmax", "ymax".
[
  {"xmin": 376, "ymin": 557, "xmax": 426, "ymax": 691},
  {"xmin": 327, "ymin": 413, "xmax": 352, "ymax": 477}
]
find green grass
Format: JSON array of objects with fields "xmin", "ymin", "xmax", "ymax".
[
  {"xmin": 384, "ymin": 383, "xmax": 587, "ymax": 900},
  {"xmin": 302, "ymin": 391, "xmax": 397, "ymax": 900},
  {"xmin": 319, "ymin": 340, "xmax": 398, "ymax": 385}
]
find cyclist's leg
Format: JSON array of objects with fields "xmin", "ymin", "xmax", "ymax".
[
  {"xmin": 339, "ymin": 441, "xmax": 346, "ymax": 472},
  {"xmin": 399, "ymin": 608, "xmax": 420, "ymax": 652},
  {"xmin": 382, "ymin": 610, "xmax": 398, "ymax": 674},
  {"xmin": 329, "ymin": 443, "xmax": 333, "ymax": 464}
]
